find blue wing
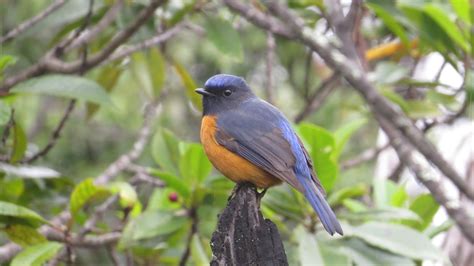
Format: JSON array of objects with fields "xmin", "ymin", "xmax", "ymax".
[{"xmin": 215, "ymin": 99, "xmax": 343, "ymax": 235}]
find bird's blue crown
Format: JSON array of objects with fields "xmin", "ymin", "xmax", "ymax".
[{"xmin": 204, "ymin": 74, "xmax": 248, "ymax": 90}]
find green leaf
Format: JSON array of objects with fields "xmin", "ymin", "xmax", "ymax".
[
  {"xmin": 367, "ymin": 3, "xmax": 409, "ymax": 45},
  {"xmin": 405, "ymin": 99, "xmax": 440, "ymax": 118},
  {"xmin": 4, "ymin": 224, "xmax": 47, "ymax": 247},
  {"xmin": 127, "ymin": 211, "xmax": 187, "ymax": 241},
  {"xmin": 179, "ymin": 143, "xmax": 212, "ymax": 185},
  {"xmin": 69, "ymin": 178, "xmax": 110, "ymax": 217},
  {"xmin": 108, "ymin": 182, "xmax": 138, "ymax": 208},
  {"xmin": 403, "ymin": 194, "xmax": 439, "ymax": 230},
  {"xmin": 342, "ymin": 199, "xmax": 368, "ymax": 212},
  {"xmin": 295, "ymin": 226, "xmax": 324, "ymax": 266},
  {"xmin": 263, "ymin": 186, "xmax": 305, "ymax": 221},
  {"xmin": 425, "ymin": 219, "xmax": 454, "ymax": 238},
  {"xmin": 174, "ymin": 62, "xmax": 202, "ymax": 110},
  {"xmin": 327, "ymin": 184, "xmax": 367, "ymax": 206},
  {"xmin": 10, "ymin": 121, "xmax": 27, "ymax": 163},
  {"xmin": 344, "ymin": 207, "xmax": 421, "ymax": 223},
  {"xmin": 297, "ymin": 123, "xmax": 338, "ymax": 191},
  {"xmin": 341, "ymin": 238, "xmax": 415, "ymax": 266},
  {"xmin": 151, "ymin": 129, "xmax": 181, "ymax": 175},
  {"xmin": 0, "ymin": 201, "xmax": 46, "ymax": 226},
  {"xmin": 424, "ymin": 4, "xmax": 470, "ymax": 53},
  {"xmin": 0, "ymin": 100, "xmax": 11, "ymax": 125},
  {"xmin": 87, "ymin": 64, "xmax": 123, "ymax": 119},
  {"xmin": 450, "ymin": 0, "xmax": 471, "ymax": 25},
  {"xmin": 130, "ymin": 48, "xmax": 166, "ymax": 97},
  {"xmin": 11, "ymin": 74, "xmax": 113, "ymax": 105},
  {"xmin": 191, "ymin": 234, "xmax": 210, "ymax": 265},
  {"xmin": 319, "ymin": 244, "xmax": 351, "ymax": 266},
  {"xmin": 351, "ymin": 221, "xmax": 444, "ymax": 261},
  {"xmin": 149, "ymin": 169, "xmax": 190, "ymax": 198},
  {"xmin": 11, "ymin": 242, "xmax": 62, "ymax": 266},
  {"xmin": 333, "ymin": 118, "xmax": 367, "ymax": 159},
  {"xmin": 205, "ymin": 17, "xmax": 243, "ymax": 61},
  {"xmin": 0, "ymin": 163, "xmax": 60, "ymax": 179}
]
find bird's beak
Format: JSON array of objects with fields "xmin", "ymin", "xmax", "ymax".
[{"xmin": 195, "ymin": 88, "xmax": 215, "ymax": 97}]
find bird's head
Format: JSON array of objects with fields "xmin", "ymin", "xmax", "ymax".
[{"xmin": 195, "ymin": 74, "xmax": 255, "ymax": 115}]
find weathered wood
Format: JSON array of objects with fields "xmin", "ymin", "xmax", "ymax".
[{"xmin": 210, "ymin": 183, "xmax": 288, "ymax": 266}]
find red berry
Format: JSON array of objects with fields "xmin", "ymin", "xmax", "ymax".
[{"xmin": 168, "ymin": 192, "xmax": 178, "ymax": 202}]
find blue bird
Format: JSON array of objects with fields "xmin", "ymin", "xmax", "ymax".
[{"xmin": 196, "ymin": 74, "xmax": 343, "ymax": 235}]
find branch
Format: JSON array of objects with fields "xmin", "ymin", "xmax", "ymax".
[
  {"xmin": 379, "ymin": 118, "xmax": 474, "ymax": 243},
  {"xmin": 0, "ymin": 0, "xmax": 165, "ymax": 93},
  {"xmin": 179, "ymin": 208, "xmax": 198, "ymax": 266},
  {"xmin": 341, "ymin": 143, "xmax": 390, "ymax": 170},
  {"xmin": 102, "ymin": 21, "xmax": 187, "ymax": 65},
  {"xmin": 294, "ymin": 73, "xmax": 339, "ymax": 123},
  {"xmin": 264, "ymin": 32, "xmax": 276, "ymax": 104},
  {"xmin": 64, "ymin": 0, "xmax": 124, "ymax": 53},
  {"xmin": 22, "ymin": 100, "xmax": 76, "ymax": 163},
  {"xmin": 95, "ymin": 100, "xmax": 160, "ymax": 185},
  {"xmin": 0, "ymin": 0, "xmax": 67, "ymax": 44},
  {"xmin": 224, "ymin": 0, "xmax": 474, "ymax": 200}
]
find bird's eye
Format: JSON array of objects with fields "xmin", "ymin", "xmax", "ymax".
[{"xmin": 223, "ymin": 89, "xmax": 232, "ymax": 97}]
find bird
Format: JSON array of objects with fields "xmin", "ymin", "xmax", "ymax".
[{"xmin": 195, "ymin": 74, "xmax": 343, "ymax": 236}]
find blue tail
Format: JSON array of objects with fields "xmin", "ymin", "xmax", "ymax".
[{"xmin": 302, "ymin": 178, "xmax": 343, "ymax": 235}]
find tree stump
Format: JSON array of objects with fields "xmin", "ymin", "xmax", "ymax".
[{"xmin": 210, "ymin": 183, "xmax": 288, "ymax": 266}]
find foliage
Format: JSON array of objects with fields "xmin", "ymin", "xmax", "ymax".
[{"xmin": 1, "ymin": 0, "xmax": 471, "ymax": 265}]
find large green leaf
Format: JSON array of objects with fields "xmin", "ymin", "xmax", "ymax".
[
  {"xmin": 10, "ymin": 242, "xmax": 62, "ymax": 266},
  {"xmin": 351, "ymin": 221, "xmax": 444, "ymax": 261},
  {"xmin": 0, "ymin": 201, "xmax": 46, "ymax": 226},
  {"xmin": 179, "ymin": 143, "xmax": 212, "ymax": 185},
  {"xmin": 151, "ymin": 129, "xmax": 181, "ymax": 175},
  {"xmin": 69, "ymin": 178, "xmax": 110, "ymax": 217},
  {"xmin": 12, "ymin": 75, "xmax": 113, "ymax": 105},
  {"xmin": 297, "ymin": 123, "xmax": 338, "ymax": 191},
  {"xmin": 121, "ymin": 210, "xmax": 188, "ymax": 244},
  {"xmin": 205, "ymin": 17, "xmax": 243, "ymax": 61},
  {"xmin": 4, "ymin": 224, "xmax": 47, "ymax": 247},
  {"xmin": 174, "ymin": 62, "xmax": 202, "ymax": 110},
  {"xmin": 0, "ymin": 163, "xmax": 60, "ymax": 179}
]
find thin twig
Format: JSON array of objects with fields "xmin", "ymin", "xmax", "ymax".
[
  {"xmin": 294, "ymin": 73, "xmax": 339, "ymax": 123},
  {"xmin": 0, "ymin": 0, "xmax": 67, "ymax": 44},
  {"xmin": 341, "ymin": 143, "xmax": 390, "ymax": 170},
  {"xmin": 22, "ymin": 100, "xmax": 76, "ymax": 163},
  {"xmin": 179, "ymin": 208, "xmax": 198, "ymax": 266}
]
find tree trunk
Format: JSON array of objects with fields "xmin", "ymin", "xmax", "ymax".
[{"xmin": 210, "ymin": 183, "xmax": 288, "ymax": 266}]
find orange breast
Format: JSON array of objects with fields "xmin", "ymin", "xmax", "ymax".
[{"xmin": 200, "ymin": 115, "xmax": 281, "ymax": 188}]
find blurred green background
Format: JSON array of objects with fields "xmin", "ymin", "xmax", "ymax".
[{"xmin": 0, "ymin": 0, "xmax": 472, "ymax": 265}]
